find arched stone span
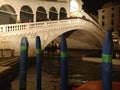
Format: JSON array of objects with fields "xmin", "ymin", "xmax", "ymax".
[
  {"xmin": 36, "ymin": 6, "xmax": 47, "ymax": 21},
  {"xmin": 0, "ymin": 19, "xmax": 104, "ymax": 56},
  {"xmin": 40, "ymin": 27, "xmax": 103, "ymax": 51},
  {"xmin": 20, "ymin": 5, "xmax": 34, "ymax": 23}
]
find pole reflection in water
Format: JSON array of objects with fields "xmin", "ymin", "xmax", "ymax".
[{"xmin": 11, "ymin": 48, "xmax": 120, "ymax": 90}]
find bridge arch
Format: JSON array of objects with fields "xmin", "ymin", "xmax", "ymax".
[
  {"xmin": 36, "ymin": 6, "xmax": 47, "ymax": 22},
  {"xmin": 0, "ymin": 19, "xmax": 104, "ymax": 56},
  {"xmin": 20, "ymin": 5, "xmax": 34, "ymax": 23},
  {"xmin": 49, "ymin": 7, "xmax": 58, "ymax": 20},
  {"xmin": 59, "ymin": 7, "xmax": 67, "ymax": 19},
  {"xmin": 41, "ymin": 27, "xmax": 103, "ymax": 51},
  {"xmin": 0, "ymin": 4, "xmax": 17, "ymax": 24}
]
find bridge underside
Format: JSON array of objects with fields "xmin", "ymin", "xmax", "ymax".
[
  {"xmin": 0, "ymin": 29, "xmax": 103, "ymax": 57},
  {"xmin": 56, "ymin": 30, "xmax": 102, "ymax": 50}
]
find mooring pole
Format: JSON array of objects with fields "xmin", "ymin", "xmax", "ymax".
[
  {"xmin": 19, "ymin": 37, "xmax": 29, "ymax": 90},
  {"xmin": 36, "ymin": 36, "xmax": 42, "ymax": 90},
  {"xmin": 102, "ymin": 30, "xmax": 113, "ymax": 90},
  {"xmin": 60, "ymin": 34, "xmax": 68, "ymax": 90}
]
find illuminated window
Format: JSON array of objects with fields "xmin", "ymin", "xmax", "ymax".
[{"xmin": 70, "ymin": 0, "xmax": 79, "ymax": 12}]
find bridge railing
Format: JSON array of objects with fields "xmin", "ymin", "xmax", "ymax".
[
  {"xmin": 0, "ymin": 19, "xmax": 82, "ymax": 32},
  {"xmin": 0, "ymin": 18, "xmax": 101, "ymax": 33},
  {"xmin": 0, "ymin": 23, "xmax": 28, "ymax": 32}
]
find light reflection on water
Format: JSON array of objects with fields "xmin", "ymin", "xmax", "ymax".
[
  {"xmin": 11, "ymin": 49, "xmax": 120, "ymax": 90},
  {"xmin": 42, "ymin": 49, "xmax": 120, "ymax": 86}
]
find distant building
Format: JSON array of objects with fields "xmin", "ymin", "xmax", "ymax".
[
  {"xmin": 98, "ymin": 2, "xmax": 120, "ymax": 49},
  {"xmin": 98, "ymin": 2, "xmax": 120, "ymax": 34}
]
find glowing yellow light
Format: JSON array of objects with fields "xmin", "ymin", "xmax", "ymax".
[{"xmin": 70, "ymin": 0, "xmax": 79, "ymax": 12}]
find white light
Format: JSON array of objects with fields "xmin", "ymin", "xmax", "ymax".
[{"xmin": 70, "ymin": 0, "xmax": 79, "ymax": 12}]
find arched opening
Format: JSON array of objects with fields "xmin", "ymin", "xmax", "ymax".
[
  {"xmin": 49, "ymin": 7, "xmax": 58, "ymax": 20},
  {"xmin": 59, "ymin": 7, "xmax": 67, "ymax": 19},
  {"xmin": 0, "ymin": 4, "xmax": 16, "ymax": 24},
  {"xmin": 36, "ymin": 6, "xmax": 47, "ymax": 22},
  {"xmin": 70, "ymin": 0, "xmax": 79, "ymax": 12},
  {"xmin": 20, "ymin": 5, "xmax": 33, "ymax": 23}
]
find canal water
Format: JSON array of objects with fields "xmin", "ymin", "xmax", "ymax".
[{"xmin": 11, "ymin": 49, "xmax": 120, "ymax": 90}]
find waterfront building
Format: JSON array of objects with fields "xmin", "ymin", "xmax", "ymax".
[{"xmin": 98, "ymin": 1, "xmax": 120, "ymax": 49}]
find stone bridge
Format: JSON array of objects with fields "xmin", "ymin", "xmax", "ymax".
[{"xmin": 0, "ymin": 18, "xmax": 104, "ymax": 56}]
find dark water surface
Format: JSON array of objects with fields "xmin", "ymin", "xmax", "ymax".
[{"xmin": 10, "ymin": 49, "xmax": 120, "ymax": 90}]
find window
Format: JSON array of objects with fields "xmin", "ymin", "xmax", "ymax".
[
  {"xmin": 111, "ymin": 13, "xmax": 114, "ymax": 18},
  {"xmin": 102, "ymin": 10, "xmax": 104, "ymax": 12},
  {"xmin": 111, "ymin": 28, "xmax": 114, "ymax": 32},
  {"xmin": 111, "ymin": 7, "xmax": 114, "ymax": 11},
  {"xmin": 102, "ymin": 15, "xmax": 104, "ymax": 19},
  {"xmin": 111, "ymin": 19, "xmax": 114, "ymax": 25},
  {"xmin": 102, "ymin": 21, "xmax": 105, "ymax": 26}
]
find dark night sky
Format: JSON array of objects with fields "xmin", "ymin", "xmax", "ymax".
[{"xmin": 82, "ymin": 0, "xmax": 119, "ymax": 15}]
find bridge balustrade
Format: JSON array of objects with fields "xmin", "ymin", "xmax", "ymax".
[
  {"xmin": 0, "ymin": 24, "xmax": 27, "ymax": 32},
  {"xmin": 0, "ymin": 19, "xmax": 85, "ymax": 33}
]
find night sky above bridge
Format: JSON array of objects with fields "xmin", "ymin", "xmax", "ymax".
[{"xmin": 82, "ymin": 0, "xmax": 119, "ymax": 15}]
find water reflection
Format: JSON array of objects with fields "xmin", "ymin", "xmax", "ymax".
[
  {"xmin": 9, "ymin": 49, "xmax": 120, "ymax": 90},
  {"xmin": 42, "ymin": 49, "xmax": 120, "ymax": 88}
]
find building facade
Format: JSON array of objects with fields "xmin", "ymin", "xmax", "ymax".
[
  {"xmin": 98, "ymin": 2, "xmax": 120, "ymax": 49},
  {"xmin": 0, "ymin": 0, "xmax": 83, "ymax": 24}
]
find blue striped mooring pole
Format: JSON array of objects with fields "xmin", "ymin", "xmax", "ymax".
[
  {"xmin": 19, "ymin": 37, "xmax": 29, "ymax": 90},
  {"xmin": 102, "ymin": 30, "xmax": 113, "ymax": 90},
  {"xmin": 60, "ymin": 34, "xmax": 68, "ymax": 90},
  {"xmin": 36, "ymin": 36, "xmax": 42, "ymax": 90}
]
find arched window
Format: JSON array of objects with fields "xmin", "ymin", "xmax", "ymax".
[
  {"xmin": 20, "ymin": 5, "xmax": 33, "ymax": 23},
  {"xmin": 111, "ymin": 13, "xmax": 114, "ymax": 18},
  {"xmin": 111, "ymin": 19, "xmax": 114, "ymax": 26},
  {"xmin": 49, "ymin": 7, "xmax": 58, "ymax": 20},
  {"xmin": 102, "ymin": 21, "xmax": 105, "ymax": 26},
  {"xmin": 0, "ymin": 4, "xmax": 16, "ymax": 14},
  {"xmin": 102, "ymin": 9, "xmax": 105, "ymax": 12},
  {"xmin": 70, "ymin": 0, "xmax": 79, "ymax": 12},
  {"xmin": 59, "ymin": 7, "xmax": 67, "ymax": 19},
  {"xmin": 102, "ymin": 15, "xmax": 104, "ymax": 19},
  {"xmin": 36, "ymin": 6, "xmax": 47, "ymax": 21},
  {"xmin": 0, "ymin": 4, "xmax": 16, "ymax": 24}
]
